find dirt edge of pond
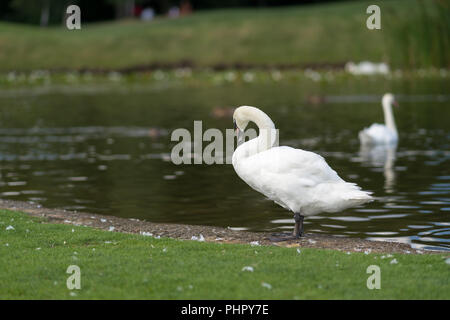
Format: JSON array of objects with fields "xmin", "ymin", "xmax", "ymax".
[
  {"xmin": 0, "ymin": 199, "xmax": 442, "ymax": 255},
  {"xmin": 7, "ymin": 61, "xmax": 347, "ymax": 75}
]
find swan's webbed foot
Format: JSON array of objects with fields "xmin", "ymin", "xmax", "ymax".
[{"xmin": 268, "ymin": 232, "xmax": 299, "ymax": 242}]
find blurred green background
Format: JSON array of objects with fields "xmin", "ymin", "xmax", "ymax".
[{"xmin": 0, "ymin": 0, "xmax": 448, "ymax": 71}]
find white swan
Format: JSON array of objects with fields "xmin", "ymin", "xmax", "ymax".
[
  {"xmin": 359, "ymin": 93, "xmax": 399, "ymax": 146},
  {"xmin": 232, "ymin": 106, "xmax": 373, "ymax": 240}
]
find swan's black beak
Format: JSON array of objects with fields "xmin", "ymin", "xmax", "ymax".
[{"xmin": 233, "ymin": 119, "xmax": 238, "ymax": 134}]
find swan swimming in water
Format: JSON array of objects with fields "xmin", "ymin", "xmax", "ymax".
[
  {"xmin": 359, "ymin": 93, "xmax": 399, "ymax": 146},
  {"xmin": 232, "ymin": 106, "xmax": 373, "ymax": 240}
]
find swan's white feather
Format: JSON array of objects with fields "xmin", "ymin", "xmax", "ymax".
[
  {"xmin": 359, "ymin": 123, "xmax": 397, "ymax": 145},
  {"xmin": 233, "ymin": 145, "xmax": 373, "ymax": 216}
]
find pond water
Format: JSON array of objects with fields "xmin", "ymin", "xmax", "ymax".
[{"xmin": 0, "ymin": 79, "xmax": 449, "ymax": 251}]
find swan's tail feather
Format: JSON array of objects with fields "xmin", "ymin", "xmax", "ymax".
[
  {"xmin": 341, "ymin": 183, "xmax": 374, "ymax": 203},
  {"xmin": 313, "ymin": 182, "xmax": 374, "ymax": 214},
  {"xmin": 349, "ymin": 193, "xmax": 373, "ymax": 202}
]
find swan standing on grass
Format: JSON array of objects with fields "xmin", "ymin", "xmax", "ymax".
[
  {"xmin": 359, "ymin": 93, "xmax": 399, "ymax": 146},
  {"xmin": 232, "ymin": 106, "xmax": 373, "ymax": 241}
]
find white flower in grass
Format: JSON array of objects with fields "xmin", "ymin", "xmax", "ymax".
[
  {"xmin": 250, "ymin": 241, "xmax": 260, "ymax": 247},
  {"xmin": 243, "ymin": 72, "xmax": 255, "ymax": 82},
  {"xmin": 224, "ymin": 71, "xmax": 236, "ymax": 82},
  {"xmin": 108, "ymin": 226, "xmax": 115, "ymax": 232},
  {"xmin": 271, "ymin": 71, "xmax": 282, "ymax": 81},
  {"xmin": 296, "ymin": 248, "xmax": 301, "ymax": 254},
  {"xmin": 390, "ymin": 259, "xmax": 398, "ymax": 264},
  {"xmin": 242, "ymin": 266, "xmax": 254, "ymax": 272},
  {"xmin": 6, "ymin": 225, "xmax": 14, "ymax": 231}
]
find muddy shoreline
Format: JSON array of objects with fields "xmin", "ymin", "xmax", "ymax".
[
  {"xmin": 0, "ymin": 199, "xmax": 440, "ymax": 254},
  {"xmin": 2, "ymin": 61, "xmax": 347, "ymax": 75}
]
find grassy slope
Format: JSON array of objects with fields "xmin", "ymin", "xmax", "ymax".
[
  {"xmin": 0, "ymin": 0, "xmax": 417, "ymax": 71},
  {"xmin": 0, "ymin": 210, "xmax": 448, "ymax": 299}
]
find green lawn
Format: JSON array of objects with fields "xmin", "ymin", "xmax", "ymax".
[
  {"xmin": 0, "ymin": 209, "xmax": 448, "ymax": 299},
  {"xmin": 0, "ymin": 0, "xmax": 447, "ymax": 71}
]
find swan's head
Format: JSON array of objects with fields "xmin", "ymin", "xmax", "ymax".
[
  {"xmin": 233, "ymin": 106, "xmax": 278, "ymax": 149},
  {"xmin": 233, "ymin": 106, "xmax": 255, "ymax": 132},
  {"xmin": 382, "ymin": 93, "xmax": 399, "ymax": 108}
]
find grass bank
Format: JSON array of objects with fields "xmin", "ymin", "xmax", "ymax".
[
  {"xmin": 0, "ymin": 0, "xmax": 448, "ymax": 71},
  {"xmin": 0, "ymin": 209, "xmax": 448, "ymax": 299}
]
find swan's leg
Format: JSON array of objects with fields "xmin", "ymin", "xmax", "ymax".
[
  {"xmin": 293, "ymin": 213, "xmax": 304, "ymax": 238},
  {"xmin": 268, "ymin": 212, "xmax": 304, "ymax": 242}
]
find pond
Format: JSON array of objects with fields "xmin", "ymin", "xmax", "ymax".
[{"xmin": 0, "ymin": 77, "xmax": 449, "ymax": 251}]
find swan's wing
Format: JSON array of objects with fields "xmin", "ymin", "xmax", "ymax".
[
  {"xmin": 235, "ymin": 146, "xmax": 372, "ymax": 214},
  {"xmin": 237, "ymin": 146, "xmax": 342, "ymax": 191},
  {"xmin": 359, "ymin": 124, "xmax": 395, "ymax": 145}
]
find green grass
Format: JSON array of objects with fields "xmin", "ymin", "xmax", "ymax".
[
  {"xmin": 0, "ymin": 209, "xmax": 449, "ymax": 299},
  {"xmin": 0, "ymin": 0, "xmax": 447, "ymax": 71}
]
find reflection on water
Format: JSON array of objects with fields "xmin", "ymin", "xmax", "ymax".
[
  {"xmin": 0, "ymin": 84, "xmax": 449, "ymax": 251},
  {"xmin": 359, "ymin": 144, "xmax": 397, "ymax": 193}
]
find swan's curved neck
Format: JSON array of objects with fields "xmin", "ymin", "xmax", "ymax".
[
  {"xmin": 234, "ymin": 107, "xmax": 278, "ymax": 161},
  {"xmin": 383, "ymin": 100, "xmax": 397, "ymax": 133}
]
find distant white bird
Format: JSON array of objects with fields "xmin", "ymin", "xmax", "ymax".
[
  {"xmin": 232, "ymin": 106, "xmax": 373, "ymax": 240},
  {"xmin": 359, "ymin": 93, "xmax": 399, "ymax": 146},
  {"xmin": 345, "ymin": 61, "xmax": 390, "ymax": 75}
]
